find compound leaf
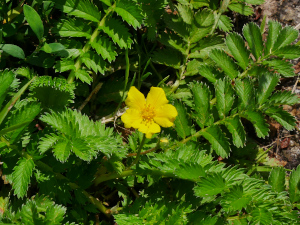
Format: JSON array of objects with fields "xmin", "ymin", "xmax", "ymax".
[{"xmin": 243, "ymin": 22, "xmax": 263, "ymax": 60}]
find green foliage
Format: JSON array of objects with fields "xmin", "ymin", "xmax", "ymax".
[{"xmin": 1, "ymin": 0, "xmax": 300, "ymax": 224}]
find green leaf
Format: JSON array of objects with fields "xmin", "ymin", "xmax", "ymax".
[
  {"xmin": 235, "ymin": 78, "xmax": 255, "ymax": 110},
  {"xmin": 159, "ymin": 32, "xmax": 186, "ymax": 54},
  {"xmin": 90, "ymin": 36, "xmax": 117, "ymax": 63},
  {"xmin": 289, "ymin": 165, "xmax": 300, "ymax": 203},
  {"xmin": 217, "ymin": 15, "xmax": 233, "ymax": 32},
  {"xmin": 45, "ymin": 204, "xmax": 66, "ymax": 225},
  {"xmin": 53, "ymin": 0, "xmax": 101, "ymax": 22},
  {"xmin": 101, "ymin": 17, "xmax": 133, "ymax": 49},
  {"xmin": 257, "ymin": 73, "xmax": 280, "ymax": 105},
  {"xmin": 228, "ymin": 3, "xmax": 253, "ymax": 16},
  {"xmin": 243, "ymin": 22, "xmax": 263, "ymax": 60},
  {"xmin": 20, "ymin": 200, "xmax": 41, "ymax": 224},
  {"xmin": 209, "ymin": 49, "xmax": 239, "ymax": 79},
  {"xmin": 194, "ymin": 173, "xmax": 226, "ymax": 196},
  {"xmin": 200, "ymin": 125, "xmax": 230, "ymax": 158},
  {"xmin": 55, "ymin": 59, "xmax": 75, "ymax": 72},
  {"xmin": 39, "ymin": 134, "xmax": 60, "ymax": 154},
  {"xmin": 174, "ymin": 100, "xmax": 191, "ymax": 139},
  {"xmin": 263, "ymin": 59, "xmax": 295, "ymax": 77},
  {"xmin": 0, "ymin": 44, "xmax": 25, "ymax": 59},
  {"xmin": 269, "ymin": 91, "xmax": 299, "ymax": 106},
  {"xmin": 12, "ymin": 158, "xmax": 35, "ymax": 198},
  {"xmin": 265, "ymin": 106, "xmax": 296, "ymax": 130},
  {"xmin": 115, "ymin": 0, "xmax": 143, "ymax": 29},
  {"xmin": 75, "ymin": 69, "xmax": 93, "ymax": 84},
  {"xmin": 151, "ymin": 48, "xmax": 182, "ymax": 69},
  {"xmin": 221, "ymin": 185, "xmax": 251, "ymax": 211},
  {"xmin": 194, "ymin": 8, "xmax": 214, "ymax": 27},
  {"xmin": 175, "ymin": 163, "xmax": 205, "ymax": 181},
  {"xmin": 190, "ymin": 82, "xmax": 212, "ymax": 128},
  {"xmin": 245, "ymin": 0, "xmax": 265, "ymax": 4},
  {"xmin": 226, "ymin": 32, "xmax": 250, "ymax": 70},
  {"xmin": 52, "ymin": 140, "xmax": 72, "ymax": 162},
  {"xmin": 268, "ymin": 167, "xmax": 285, "ymax": 193},
  {"xmin": 81, "ymin": 52, "xmax": 106, "ymax": 74},
  {"xmin": 190, "ymin": 26, "xmax": 212, "ymax": 43},
  {"xmin": 223, "ymin": 116, "xmax": 246, "ymax": 148},
  {"xmin": 215, "ymin": 78, "xmax": 235, "ymax": 119},
  {"xmin": 265, "ymin": 21, "xmax": 282, "ymax": 54},
  {"xmin": 40, "ymin": 43, "xmax": 65, "ymax": 53},
  {"xmin": 0, "ymin": 69, "xmax": 14, "ymax": 108},
  {"xmin": 198, "ymin": 65, "xmax": 223, "ymax": 83},
  {"xmin": 52, "ymin": 18, "xmax": 92, "ymax": 38},
  {"xmin": 273, "ymin": 26, "xmax": 299, "ymax": 50},
  {"xmin": 273, "ymin": 45, "xmax": 300, "ymax": 59},
  {"xmin": 177, "ymin": 3, "xmax": 193, "ymax": 24},
  {"xmin": 72, "ymin": 138, "xmax": 96, "ymax": 161},
  {"xmin": 23, "ymin": 4, "xmax": 44, "ymax": 40},
  {"xmin": 241, "ymin": 111, "xmax": 269, "ymax": 138},
  {"xmin": 251, "ymin": 208, "xmax": 272, "ymax": 225}
]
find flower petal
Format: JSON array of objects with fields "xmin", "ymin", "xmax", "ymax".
[
  {"xmin": 125, "ymin": 86, "xmax": 146, "ymax": 110},
  {"xmin": 146, "ymin": 87, "xmax": 168, "ymax": 108},
  {"xmin": 154, "ymin": 104, "xmax": 178, "ymax": 127},
  {"xmin": 121, "ymin": 108, "xmax": 143, "ymax": 129},
  {"xmin": 138, "ymin": 121, "xmax": 161, "ymax": 138}
]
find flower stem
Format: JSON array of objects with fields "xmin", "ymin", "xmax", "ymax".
[{"xmin": 130, "ymin": 134, "xmax": 146, "ymax": 168}]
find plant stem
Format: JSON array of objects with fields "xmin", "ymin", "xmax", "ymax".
[
  {"xmin": 130, "ymin": 134, "xmax": 146, "ymax": 168},
  {"xmin": 66, "ymin": 3, "xmax": 116, "ymax": 83}
]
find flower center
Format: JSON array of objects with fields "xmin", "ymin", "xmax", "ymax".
[{"xmin": 141, "ymin": 104, "xmax": 155, "ymax": 124}]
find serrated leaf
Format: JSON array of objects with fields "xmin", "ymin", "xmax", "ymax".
[
  {"xmin": 269, "ymin": 91, "xmax": 299, "ymax": 106},
  {"xmin": 228, "ymin": 3, "xmax": 253, "ymax": 16},
  {"xmin": 221, "ymin": 185, "xmax": 251, "ymax": 211},
  {"xmin": 223, "ymin": 116, "xmax": 246, "ymax": 148},
  {"xmin": 74, "ymin": 69, "xmax": 92, "ymax": 84},
  {"xmin": 53, "ymin": 141, "xmax": 72, "ymax": 162},
  {"xmin": 273, "ymin": 26, "xmax": 299, "ymax": 50},
  {"xmin": 20, "ymin": 200, "xmax": 41, "ymax": 224},
  {"xmin": 39, "ymin": 134, "xmax": 60, "ymax": 154},
  {"xmin": 190, "ymin": 82, "xmax": 212, "ymax": 128},
  {"xmin": 289, "ymin": 165, "xmax": 300, "ymax": 203},
  {"xmin": 115, "ymin": 0, "xmax": 143, "ymax": 29},
  {"xmin": 194, "ymin": 8, "xmax": 214, "ymax": 27},
  {"xmin": 151, "ymin": 48, "xmax": 182, "ymax": 69},
  {"xmin": 0, "ymin": 44, "xmax": 25, "ymax": 59},
  {"xmin": 200, "ymin": 125, "xmax": 230, "ymax": 158},
  {"xmin": 177, "ymin": 3, "xmax": 193, "ymax": 24},
  {"xmin": 175, "ymin": 163, "xmax": 205, "ymax": 181},
  {"xmin": 194, "ymin": 173, "xmax": 226, "ymax": 196},
  {"xmin": 41, "ymin": 43, "xmax": 65, "ymax": 53},
  {"xmin": 159, "ymin": 32, "xmax": 186, "ymax": 54},
  {"xmin": 174, "ymin": 100, "xmax": 191, "ymax": 139},
  {"xmin": 241, "ymin": 111, "xmax": 269, "ymax": 138},
  {"xmin": 216, "ymin": 78, "xmax": 235, "ymax": 119},
  {"xmin": 198, "ymin": 65, "xmax": 223, "ymax": 83},
  {"xmin": 72, "ymin": 138, "xmax": 96, "ymax": 161},
  {"xmin": 90, "ymin": 36, "xmax": 117, "ymax": 62},
  {"xmin": 268, "ymin": 167, "xmax": 285, "ymax": 193},
  {"xmin": 226, "ymin": 32, "xmax": 250, "ymax": 70},
  {"xmin": 12, "ymin": 158, "xmax": 35, "ymax": 198},
  {"xmin": 265, "ymin": 21, "xmax": 282, "ymax": 54},
  {"xmin": 209, "ymin": 49, "xmax": 239, "ymax": 79},
  {"xmin": 0, "ymin": 69, "xmax": 14, "ymax": 107},
  {"xmin": 81, "ymin": 52, "xmax": 106, "ymax": 74},
  {"xmin": 45, "ymin": 204, "xmax": 66, "ymax": 225},
  {"xmin": 52, "ymin": 18, "xmax": 92, "ymax": 38},
  {"xmin": 101, "ymin": 17, "xmax": 133, "ymax": 49},
  {"xmin": 245, "ymin": 0, "xmax": 264, "ymax": 4},
  {"xmin": 251, "ymin": 208, "xmax": 272, "ymax": 225},
  {"xmin": 235, "ymin": 78, "xmax": 255, "ymax": 110},
  {"xmin": 53, "ymin": 0, "xmax": 101, "ymax": 22},
  {"xmin": 217, "ymin": 15, "xmax": 233, "ymax": 32},
  {"xmin": 24, "ymin": 4, "xmax": 44, "ymax": 40},
  {"xmin": 257, "ymin": 73, "xmax": 280, "ymax": 105},
  {"xmin": 273, "ymin": 45, "xmax": 300, "ymax": 59},
  {"xmin": 265, "ymin": 106, "xmax": 296, "ymax": 130},
  {"xmin": 263, "ymin": 59, "xmax": 295, "ymax": 77},
  {"xmin": 243, "ymin": 22, "xmax": 263, "ymax": 60},
  {"xmin": 190, "ymin": 26, "xmax": 212, "ymax": 43}
]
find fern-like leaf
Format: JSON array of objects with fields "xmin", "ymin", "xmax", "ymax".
[
  {"xmin": 194, "ymin": 173, "xmax": 226, "ymax": 196},
  {"xmin": 52, "ymin": 18, "xmax": 92, "ymax": 38},
  {"xmin": 269, "ymin": 91, "xmax": 299, "ymax": 106},
  {"xmin": 265, "ymin": 21, "xmax": 282, "ymax": 54},
  {"xmin": 273, "ymin": 45, "xmax": 300, "ymax": 59},
  {"xmin": 53, "ymin": 0, "xmax": 101, "ymax": 22},
  {"xmin": 263, "ymin": 59, "xmax": 295, "ymax": 77},
  {"xmin": 221, "ymin": 185, "xmax": 251, "ymax": 211},
  {"xmin": 215, "ymin": 78, "xmax": 235, "ymax": 119},
  {"xmin": 101, "ymin": 17, "xmax": 133, "ymax": 49},
  {"xmin": 265, "ymin": 106, "xmax": 296, "ymax": 130},
  {"xmin": 0, "ymin": 69, "xmax": 14, "ymax": 108},
  {"xmin": 289, "ymin": 165, "xmax": 300, "ymax": 203},
  {"xmin": 268, "ymin": 167, "xmax": 285, "ymax": 193},
  {"xmin": 243, "ymin": 22, "xmax": 263, "ymax": 60},
  {"xmin": 241, "ymin": 111, "xmax": 269, "ymax": 138},
  {"xmin": 81, "ymin": 52, "xmax": 106, "ymax": 74},
  {"xmin": 257, "ymin": 73, "xmax": 280, "ymax": 105},
  {"xmin": 217, "ymin": 15, "xmax": 233, "ymax": 32},
  {"xmin": 223, "ymin": 116, "xmax": 246, "ymax": 148},
  {"xmin": 251, "ymin": 208, "xmax": 273, "ymax": 225},
  {"xmin": 90, "ymin": 36, "xmax": 118, "ymax": 62},
  {"xmin": 12, "ymin": 158, "xmax": 35, "ymax": 198},
  {"xmin": 235, "ymin": 78, "xmax": 255, "ymax": 110},
  {"xmin": 45, "ymin": 204, "xmax": 66, "ymax": 225},
  {"xmin": 273, "ymin": 26, "xmax": 299, "ymax": 51},
  {"xmin": 151, "ymin": 47, "xmax": 182, "ymax": 69},
  {"xmin": 115, "ymin": 0, "xmax": 143, "ymax": 29},
  {"xmin": 75, "ymin": 69, "xmax": 93, "ymax": 84}
]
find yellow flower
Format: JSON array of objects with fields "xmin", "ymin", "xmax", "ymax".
[{"xmin": 121, "ymin": 86, "xmax": 178, "ymax": 138}]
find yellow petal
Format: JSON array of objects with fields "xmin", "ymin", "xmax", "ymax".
[
  {"xmin": 121, "ymin": 108, "xmax": 143, "ymax": 129},
  {"xmin": 138, "ymin": 121, "xmax": 161, "ymax": 138},
  {"xmin": 146, "ymin": 87, "xmax": 168, "ymax": 108},
  {"xmin": 125, "ymin": 86, "xmax": 146, "ymax": 110},
  {"xmin": 154, "ymin": 104, "xmax": 178, "ymax": 127}
]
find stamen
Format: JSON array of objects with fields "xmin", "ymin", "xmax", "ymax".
[{"xmin": 141, "ymin": 104, "xmax": 155, "ymax": 126}]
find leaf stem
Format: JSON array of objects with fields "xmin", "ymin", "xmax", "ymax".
[{"xmin": 130, "ymin": 134, "xmax": 146, "ymax": 168}]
